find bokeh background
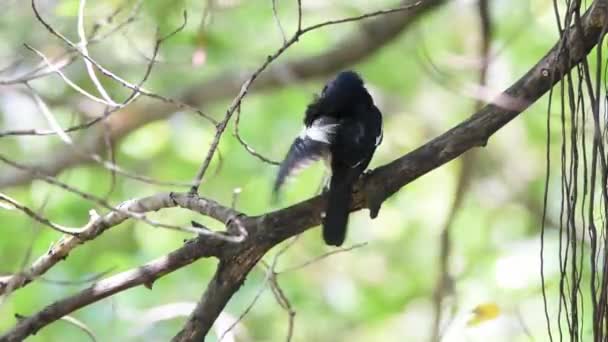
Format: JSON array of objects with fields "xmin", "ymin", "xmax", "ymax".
[{"xmin": 0, "ymin": 0, "xmax": 578, "ymax": 341}]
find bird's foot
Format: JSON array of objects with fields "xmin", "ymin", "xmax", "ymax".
[{"xmin": 360, "ymin": 169, "xmax": 383, "ymax": 219}]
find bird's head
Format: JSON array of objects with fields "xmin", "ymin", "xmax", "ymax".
[
  {"xmin": 304, "ymin": 71, "xmax": 372, "ymax": 124},
  {"xmin": 321, "ymin": 71, "xmax": 365, "ymax": 99}
]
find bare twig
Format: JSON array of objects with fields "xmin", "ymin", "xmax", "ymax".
[
  {"xmin": 24, "ymin": 44, "xmax": 114, "ymax": 106},
  {"xmin": 217, "ymin": 236, "xmax": 300, "ymax": 341},
  {"xmin": 0, "ymin": 0, "xmax": 142, "ymax": 86},
  {"xmin": 0, "ymin": 164, "xmax": 71, "ymax": 311},
  {"xmin": 272, "ymin": 0, "xmax": 288, "ymax": 43},
  {"xmin": 1, "ymin": 234, "xmax": 229, "ymax": 342},
  {"xmin": 77, "ymin": 0, "xmax": 117, "ymax": 106},
  {"xmin": 0, "ymin": 154, "xmax": 205, "ymax": 235},
  {"xmin": 299, "ymin": 2, "xmax": 421, "ymax": 34},
  {"xmin": 0, "ymin": 54, "xmax": 74, "ymax": 86},
  {"xmin": 0, "ymin": 193, "xmax": 82, "ymax": 235},
  {"xmin": 11, "ymin": 17, "xmax": 201, "ymax": 189},
  {"xmin": 1, "ymin": 0, "xmax": 440, "ymax": 189},
  {"xmin": 267, "ymin": 273, "xmax": 296, "ymax": 342},
  {"xmin": 233, "ymin": 105, "xmax": 281, "ymax": 165},
  {"xmin": 26, "ymin": 2, "xmax": 216, "ymax": 127},
  {"xmin": 58, "ymin": 315, "xmax": 98, "ymax": 342},
  {"xmin": 40, "ymin": 269, "xmax": 114, "ymax": 286},
  {"xmin": 278, "ymin": 242, "xmax": 367, "ymax": 273},
  {"xmin": 189, "ymin": 1, "xmax": 422, "ymax": 193},
  {"xmin": 0, "ymin": 192, "xmax": 239, "ymax": 297},
  {"xmin": 216, "ymin": 272, "xmax": 268, "ymax": 342}
]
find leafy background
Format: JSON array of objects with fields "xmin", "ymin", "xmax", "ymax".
[{"xmin": 0, "ymin": 0, "xmax": 575, "ymax": 340}]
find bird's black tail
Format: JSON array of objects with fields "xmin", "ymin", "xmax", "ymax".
[{"xmin": 323, "ymin": 177, "xmax": 353, "ymax": 246}]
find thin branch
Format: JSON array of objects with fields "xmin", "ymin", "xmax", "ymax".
[
  {"xmin": 0, "ymin": 54, "xmax": 74, "ymax": 86},
  {"xmin": 1, "ymin": 234, "xmax": 229, "ymax": 342},
  {"xmin": 39, "ymin": 269, "xmax": 113, "ymax": 286},
  {"xmin": 189, "ymin": 1, "xmax": 423, "ymax": 193},
  {"xmin": 299, "ymin": 1, "xmax": 421, "ymax": 34},
  {"xmin": 0, "ymin": 0, "xmax": 141, "ymax": 86},
  {"xmin": 267, "ymin": 273, "xmax": 296, "ymax": 342},
  {"xmin": 23, "ymin": 44, "xmax": 114, "ymax": 106},
  {"xmin": 6, "ymin": 8, "xmax": 207, "ymax": 140},
  {"xmin": 1, "ymin": 0, "xmax": 441, "ymax": 189},
  {"xmin": 25, "ymin": 1, "xmax": 216, "ymax": 136},
  {"xmin": 10, "ymin": 25, "xmax": 201, "ymax": 189},
  {"xmin": 0, "ymin": 171, "xmax": 65, "ymax": 311},
  {"xmin": 25, "ymin": 83, "xmax": 74, "ymax": 145},
  {"xmin": 77, "ymin": 0, "xmax": 117, "ymax": 106},
  {"xmin": 0, "ymin": 154, "xmax": 206, "ymax": 235},
  {"xmin": 0, "ymin": 193, "xmax": 82, "ymax": 235},
  {"xmin": 277, "ymin": 242, "xmax": 367, "ymax": 273},
  {"xmin": 296, "ymin": 0, "xmax": 303, "ymax": 32},
  {"xmin": 0, "ymin": 192, "xmax": 239, "ymax": 297},
  {"xmin": 58, "ymin": 315, "xmax": 98, "ymax": 342},
  {"xmin": 217, "ymin": 236, "xmax": 300, "ymax": 341},
  {"xmin": 90, "ymin": 0, "xmax": 144, "ymax": 43},
  {"xmin": 233, "ymin": 105, "xmax": 281, "ymax": 165},
  {"xmin": 28, "ymin": 2, "xmax": 215, "ymax": 125},
  {"xmin": 272, "ymin": 0, "xmax": 288, "ymax": 43}
]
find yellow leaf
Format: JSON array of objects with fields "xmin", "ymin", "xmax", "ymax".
[{"xmin": 467, "ymin": 303, "xmax": 501, "ymax": 326}]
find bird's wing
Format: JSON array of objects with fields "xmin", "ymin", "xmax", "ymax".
[
  {"xmin": 273, "ymin": 118, "xmax": 338, "ymax": 195},
  {"xmin": 331, "ymin": 105, "xmax": 382, "ymax": 170}
]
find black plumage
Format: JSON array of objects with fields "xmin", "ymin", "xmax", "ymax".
[{"xmin": 274, "ymin": 71, "xmax": 383, "ymax": 246}]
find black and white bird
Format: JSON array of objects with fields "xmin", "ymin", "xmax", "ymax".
[{"xmin": 273, "ymin": 71, "xmax": 383, "ymax": 246}]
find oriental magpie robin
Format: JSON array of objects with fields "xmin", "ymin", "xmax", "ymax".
[{"xmin": 273, "ymin": 71, "xmax": 383, "ymax": 246}]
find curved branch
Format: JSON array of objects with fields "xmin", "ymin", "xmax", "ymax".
[
  {"xmin": 0, "ymin": 235, "xmax": 229, "ymax": 342},
  {"xmin": 0, "ymin": 192, "xmax": 238, "ymax": 296},
  {"xmin": 174, "ymin": 1, "xmax": 608, "ymax": 339},
  {"xmin": 0, "ymin": 0, "xmax": 444, "ymax": 189}
]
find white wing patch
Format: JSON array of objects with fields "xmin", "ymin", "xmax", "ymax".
[
  {"xmin": 350, "ymin": 159, "xmax": 363, "ymax": 168},
  {"xmin": 300, "ymin": 118, "xmax": 339, "ymax": 144},
  {"xmin": 375, "ymin": 129, "xmax": 383, "ymax": 147}
]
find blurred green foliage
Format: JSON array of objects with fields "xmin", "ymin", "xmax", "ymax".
[{"xmin": 0, "ymin": 0, "xmax": 585, "ymax": 341}]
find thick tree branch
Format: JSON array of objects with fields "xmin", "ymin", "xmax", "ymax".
[
  {"xmin": 0, "ymin": 234, "xmax": 229, "ymax": 342},
  {"xmin": 173, "ymin": 1, "xmax": 608, "ymax": 340},
  {"xmin": 171, "ymin": 255, "xmax": 262, "ymax": 342},
  {"xmin": 2, "ymin": 1, "xmax": 607, "ymax": 341},
  {"xmin": 0, "ymin": 0, "xmax": 443, "ymax": 189}
]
